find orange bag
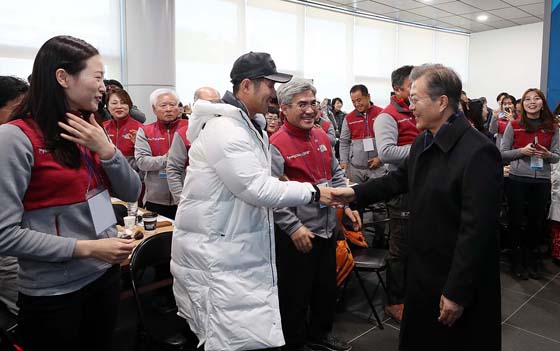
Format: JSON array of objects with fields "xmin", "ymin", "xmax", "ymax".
[
  {"xmin": 336, "ymin": 239, "xmax": 354, "ymax": 286},
  {"xmin": 337, "ymin": 208, "xmax": 368, "ymax": 248}
]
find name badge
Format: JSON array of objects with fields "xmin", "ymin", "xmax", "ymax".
[
  {"xmin": 86, "ymin": 187, "xmax": 117, "ymax": 237},
  {"xmin": 363, "ymin": 138, "xmax": 375, "ymax": 152},
  {"xmin": 159, "ymin": 170, "xmax": 167, "ymax": 179}
]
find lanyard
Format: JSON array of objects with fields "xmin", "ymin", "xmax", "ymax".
[
  {"xmin": 82, "ymin": 149, "xmax": 103, "ymax": 193},
  {"xmin": 283, "ymin": 126, "xmax": 328, "ymax": 183},
  {"xmin": 363, "ymin": 111, "xmax": 371, "ymax": 139},
  {"xmin": 115, "ymin": 120, "xmax": 128, "ymax": 150}
]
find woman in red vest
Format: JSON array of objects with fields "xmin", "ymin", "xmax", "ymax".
[
  {"xmin": 501, "ymin": 88, "xmax": 559, "ymax": 280},
  {"xmin": 103, "ymin": 88, "xmax": 143, "ymax": 169},
  {"xmin": 0, "ymin": 36, "xmax": 141, "ymax": 351}
]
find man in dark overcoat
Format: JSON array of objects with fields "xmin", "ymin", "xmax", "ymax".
[{"xmin": 329, "ymin": 63, "xmax": 502, "ymax": 351}]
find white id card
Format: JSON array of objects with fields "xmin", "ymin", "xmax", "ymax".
[
  {"xmin": 363, "ymin": 138, "xmax": 375, "ymax": 152},
  {"xmin": 87, "ymin": 188, "xmax": 117, "ymax": 237},
  {"xmin": 159, "ymin": 170, "xmax": 167, "ymax": 179},
  {"xmin": 317, "ymin": 181, "xmax": 329, "ymax": 209}
]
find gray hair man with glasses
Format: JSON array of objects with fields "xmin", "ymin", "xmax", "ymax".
[{"xmin": 270, "ymin": 77, "xmax": 358, "ymax": 351}]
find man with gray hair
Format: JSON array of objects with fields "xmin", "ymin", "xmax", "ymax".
[
  {"xmin": 167, "ymin": 87, "xmax": 221, "ymax": 203},
  {"xmin": 271, "ymin": 78, "xmax": 357, "ymax": 351},
  {"xmin": 135, "ymin": 88, "xmax": 188, "ymax": 218},
  {"xmin": 329, "ymin": 64, "xmax": 502, "ymax": 350}
]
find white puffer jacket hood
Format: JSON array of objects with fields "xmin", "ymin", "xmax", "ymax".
[{"xmin": 171, "ymin": 95, "xmax": 314, "ymax": 351}]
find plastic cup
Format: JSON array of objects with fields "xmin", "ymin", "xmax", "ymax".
[{"xmin": 124, "ymin": 216, "xmax": 136, "ymax": 229}]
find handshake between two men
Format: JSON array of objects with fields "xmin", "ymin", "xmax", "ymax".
[{"xmin": 316, "ymin": 186, "xmax": 356, "ymax": 208}]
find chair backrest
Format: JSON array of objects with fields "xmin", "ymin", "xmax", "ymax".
[{"xmin": 129, "ymin": 232, "xmax": 174, "ymax": 330}]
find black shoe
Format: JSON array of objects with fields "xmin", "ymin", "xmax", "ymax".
[
  {"xmin": 512, "ymin": 264, "xmax": 528, "ymax": 280},
  {"xmin": 307, "ymin": 334, "xmax": 352, "ymax": 351}
]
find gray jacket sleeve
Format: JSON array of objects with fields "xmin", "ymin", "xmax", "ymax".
[
  {"xmin": 489, "ymin": 113, "xmax": 498, "ymax": 134},
  {"xmin": 0, "ymin": 125, "xmax": 76, "ymax": 261},
  {"xmin": 102, "ymin": 149, "xmax": 142, "ymax": 202},
  {"xmin": 326, "ymin": 123, "xmax": 336, "ymax": 147},
  {"xmin": 339, "ymin": 119, "xmax": 351, "ymax": 164},
  {"xmin": 330, "ymin": 150, "xmax": 347, "ymax": 188},
  {"xmin": 270, "ymin": 145, "xmax": 304, "ymax": 236},
  {"xmin": 374, "ymin": 113, "xmax": 412, "ymax": 165},
  {"xmin": 546, "ymin": 129, "xmax": 560, "ymax": 164},
  {"xmin": 167, "ymin": 131, "xmax": 188, "ymax": 203},
  {"xmin": 500, "ymin": 123, "xmax": 525, "ymax": 163},
  {"xmin": 135, "ymin": 128, "xmax": 167, "ymax": 172},
  {"xmin": 130, "ymin": 106, "xmax": 146, "ymax": 124}
]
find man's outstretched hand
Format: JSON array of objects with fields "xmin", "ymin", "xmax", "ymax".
[{"xmin": 319, "ymin": 187, "xmax": 356, "ymax": 207}]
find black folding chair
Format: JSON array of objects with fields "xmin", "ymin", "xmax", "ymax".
[
  {"xmin": 129, "ymin": 231, "xmax": 196, "ymax": 351},
  {"xmin": 351, "ymin": 247, "xmax": 390, "ymax": 329}
]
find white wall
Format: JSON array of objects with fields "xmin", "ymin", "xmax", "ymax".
[{"xmin": 466, "ymin": 22, "xmax": 543, "ymax": 109}]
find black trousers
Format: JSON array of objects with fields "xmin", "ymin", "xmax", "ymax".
[
  {"xmin": 275, "ymin": 227, "xmax": 337, "ymax": 350},
  {"xmin": 507, "ymin": 178, "xmax": 551, "ymax": 252},
  {"xmin": 145, "ymin": 201, "xmax": 177, "ymax": 220},
  {"xmin": 385, "ymin": 194, "xmax": 409, "ymax": 305},
  {"xmin": 17, "ymin": 264, "xmax": 121, "ymax": 351}
]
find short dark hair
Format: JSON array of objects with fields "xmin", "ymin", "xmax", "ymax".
[
  {"xmin": 496, "ymin": 92, "xmax": 509, "ymax": 102},
  {"xmin": 501, "ymin": 95, "xmax": 516, "ymax": 106},
  {"xmin": 232, "ymin": 77, "xmax": 264, "ymax": 96},
  {"xmin": 12, "ymin": 35, "xmax": 99, "ymax": 169},
  {"xmin": 0, "ymin": 76, "xmax": 29, "ymax": 109},
  {"xmin": 267, "ymin": 106, "xmax": 279, "ymax": 115},
  {"xmin": 350, "ymin": 84, "xmax": 368, "ymax": 96},
  {"xmin": 410, "ymin": 64, "xmax": 462, "ymax": 112},
  {"xmin": 465, "ymin": 99, "xmax": 485, "ymax": 132},
  {"xmin": 391, "ymin": 65, "xmax": 413, "ymax": 89},
  {"xmin": 331, "ymin": 97, "xmax": 343, "ymax": 107},
  {"xmin": 104, "ymin": 79, "xmax": 123, "ymax": 89}
]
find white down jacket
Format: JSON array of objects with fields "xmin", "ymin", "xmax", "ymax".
[{"xmin": 171, "ymin": 98, "xmax": 315, "ymax": 351}]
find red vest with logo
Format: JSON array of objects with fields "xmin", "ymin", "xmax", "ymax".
[
  {"xmin": 270, "ymin": 122, "xmax": 333, "ymax": 184},
  {"xmin": 141, "ymin": 119, "xmax": 188, "ymax": 156},
  {"xmin": 380, "ymin": 97, "xmax": 419, "ymax": 146},
  {"xmin": 511, "ymin": 119, "xmax": 556, "ymax": 149},
  {"xmin": 103, "ymin": 115, "xmax": 143, "ymax": 157},
  {"xmin": 345, "ymin": 105, "xmax": 383, "ymax": 140},
  {"xmin": 9, "ymin": 118, "xmax": 108, "ymax": 211},
  {"xmin": 176, "ymin": 124, "xmax": 191, "ymax": 168}
]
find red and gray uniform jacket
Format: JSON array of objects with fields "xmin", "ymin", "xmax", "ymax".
[
  {"xmin": 103, "ymin": 114, "xmax": 143, "ymax": 170},
  {"xmin": 270, "ymin": 121, "xmax": 346, "ymax": 238},
  {"xmin": 339, "ymin": 105, "xmax": 384, "ymax": 170},
  {"xmin": 135, "ymin": 118, "xmax": 188, "ymax": 206},
  {"xmin": 374, "ymin": 96, "xmax": 420, "ymax": 172},
  {"xmin": 166, "ymin": 123, "xmax": 191, "ymax": 203},
  {"xmin": 318, "ymin": 118, "xmax": 336, "ymax": 147},
  {"xmin": 501, "ymin": 119, "xmax": 560, "ymax": 180},
  {"xmin": 0, "ymin": 118, "xmax": 140, "ymax": 296}
]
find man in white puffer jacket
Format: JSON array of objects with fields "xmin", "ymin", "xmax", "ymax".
[{"xmin": 171, "ymin": 52, "xmax": 331, "ymax": 351}]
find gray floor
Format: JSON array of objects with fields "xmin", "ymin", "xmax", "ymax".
[{"xmin": 332, "ymin": 258, "xmax": 560, "ymax": 351}]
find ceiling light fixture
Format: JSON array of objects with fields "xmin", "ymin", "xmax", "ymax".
[{"xmin": 476, "ymin": 14, "xmax": 488, "ymax": 22}]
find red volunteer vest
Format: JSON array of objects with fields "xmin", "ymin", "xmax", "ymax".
[
  {"xmin": 103, "ymin": 115, "xmax": 143, "ymax": 157},
  {"xmin": 141, "ymin": 119, "xmax": 188, "ymax": 156},
  {"xmin": 511, "ymin": 119, "xmax": 556, "ymax": 149},
  {"xmin": 497, "ymin": 116, "xmax": 516, "ymax": 135},
  {"xmin": 380, "ymin": 97, "xmax": 419, "ymax": 146},
  {"xmin": 320, "ymin": 119, "xmax": 332, "ymax": 134},
  {"xmin": 270, "ymin": 122, "xmax": 333, "ymax": 184},
  {"xmin": 9, "ymin": 118, "xmax": 108, "ymax": 211},
  {"xmin": 345, "ymin": 105, "xmax": 383, "ymax": 140}
]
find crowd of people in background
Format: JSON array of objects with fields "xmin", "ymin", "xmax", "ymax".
[{"xmin": 1, "ymin": 34, "xmax": 560, "ymax": 351}]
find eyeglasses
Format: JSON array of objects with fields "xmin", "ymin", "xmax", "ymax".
[
  {"xmin": 266, "ymin": 116, "xmax": 279, "ymax": 122},
  {"xmin": 290, "ymin": 100, "xmax": 320, "ymax": 110}
]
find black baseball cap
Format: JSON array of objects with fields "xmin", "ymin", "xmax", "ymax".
[{"xmin": 230, "ymin": 52, "xmax": 292, "ymax": 84}]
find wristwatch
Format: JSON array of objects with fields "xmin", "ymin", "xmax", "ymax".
[{"xmin": 310, "ymin": 184, "xmax": 321, "ymax": 203}]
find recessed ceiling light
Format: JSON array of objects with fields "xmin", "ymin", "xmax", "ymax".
[{"xmin": 477, "ymin": 14, "xmax": 488, "ymax": 22}]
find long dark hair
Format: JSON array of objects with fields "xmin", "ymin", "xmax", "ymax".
[
  {"xmin": 465, "ymin": 99, "xmax": 486, "ymax": 132},
  {"xmin": 12, "ymin": 35, "xmax": 99, "ymax": 168},
  {"xmin": 519, "ymin": 88, "xmax": 556, "ymax": 132}
]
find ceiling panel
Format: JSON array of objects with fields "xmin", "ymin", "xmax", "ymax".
[
  {"xmin": 410, "ymin": 5, "xmax": 455, "ymax": 18},
  {"xmin": 488, "ymin": 6, "xmax": 532, "ymax": 19},
  {"xmin": 460, "ymin": 0, "xmax": 510, "ymax": 10},
  {"xmin": 510, "ymin": 15, "xmax": 542, "ymax": 24},
  {"xmin": 433, "ymin": 1, "xmax": 481, "ymax": 15},
  {"xmin": 518, "ymin": 3, "xmax": 545, "ymax": 16},
  {"xmin": 307, "ymin": 0, "xmax": 544, "ymax": 33},
  {"xmin": 351, "ymin": 1, "xmax": 399, "ymax": 14}
]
